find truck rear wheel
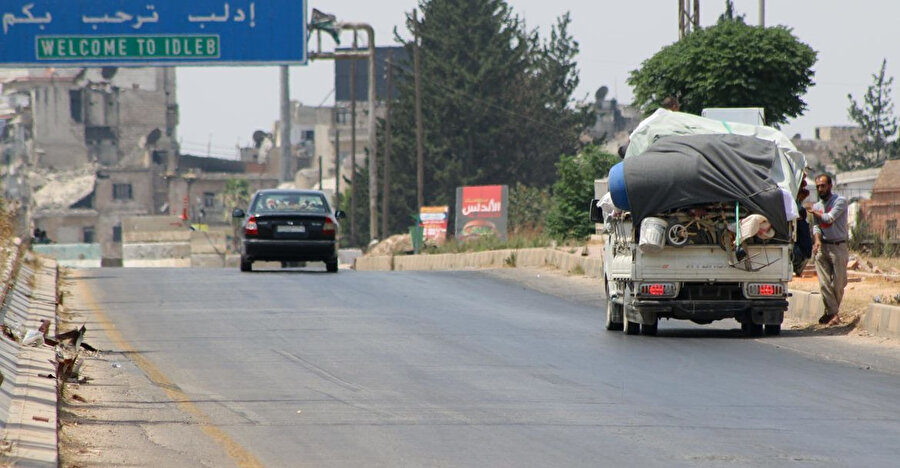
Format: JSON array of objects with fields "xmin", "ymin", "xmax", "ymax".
[
  {"xmin": 640, "ymin": 321, "xmax": 658, "ymax": 336},
  {"xmin": 742, "ymin": 322, "xmax": 763, "ymax": 337},
  {"xmin": 604, "ymin": 278, "xmax": 623, "ymax": 331},
  {"xmin": 623, "ymin": 285, "xmax": 640, "ymax": 335},
  {"xmin": 764, "ymin": 324, "xmax": 781, "ymax": 336},
  {"xmin": 623, "ymin": 312, "xmax": 640, "ymax": 335}
]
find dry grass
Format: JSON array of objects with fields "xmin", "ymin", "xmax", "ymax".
[{"xmin": 790, "ymin": 272, "xmax": 900, "ymax": 327}]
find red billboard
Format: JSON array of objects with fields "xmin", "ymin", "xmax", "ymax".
[{"xmin": 455, "ymin": 185, "xmax": 508, "ymax": 240}]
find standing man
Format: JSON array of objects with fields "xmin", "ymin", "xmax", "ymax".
[{"xmin": 810, "ymin": 174, "xmax": 849, "ymax": 325}]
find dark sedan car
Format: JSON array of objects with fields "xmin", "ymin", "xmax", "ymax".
[{"xmin": 233, "ymin": 189, "xmax": 345, "ymax": 272}]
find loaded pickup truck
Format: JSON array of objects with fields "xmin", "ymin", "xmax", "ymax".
[{"xmin": 591, "ymin": 110, "xmax": 806, "ymax": 336}]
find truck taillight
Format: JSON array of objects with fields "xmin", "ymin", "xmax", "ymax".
[
  {"xmin": 745, "ymin": 283, "xmax": 784, "ymax": 298},
  {"xmin": 638, "ymin": 282, "xmax": 677, "ymax": 298},
  {"xmin": 323, "ymin": 217, "xmax": 336, "ymax": 238},
  {"xmin": 245, "ymin": 216, "xmax": 258, "ymax": 236}
]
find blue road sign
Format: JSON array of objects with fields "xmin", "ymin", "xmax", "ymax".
[{"xmin": 0, "ymin": 1, "xmax": 307, "ymax": 67}]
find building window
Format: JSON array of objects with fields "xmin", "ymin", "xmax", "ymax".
[
  {"xmin": 203, "ymin": 192, "xmax": 216, "ymax": 208},
  {"xmin": 302, "ymin": 130, "xmax": 315, "ymax": 141},
  {"xmin": 887, "ymin": 219, "xmax": 898, "ymax": 238},
  {"xmin": 83, "ymin": 226, "xmax": 95, "ymax": 244},
  {"xmin": 112, "ymin": 225, "xmax": 122, "ymax": 243},
  {"xmin": 113, "ymin": 183, "xmax": 133, "ymax": 200},
  {"xmin": 69, "ymin": 90, "xmax": 83, "ymax": 123}
]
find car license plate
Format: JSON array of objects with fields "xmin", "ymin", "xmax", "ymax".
[{"xmin": 277, "ymin": 225, "xmax": 306, "ymax": 233}]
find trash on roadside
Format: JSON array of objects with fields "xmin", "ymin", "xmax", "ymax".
[
  {"xmin": 22, "ymin": 329, "xmax": 44, "ymax": 347},
  {"xmin": 111, "ymin": 362, "xmax": 121, "ymax": 368},
  {"xmin": 2, "ymin": 319, "xmax": 25, "ymax": 342}
]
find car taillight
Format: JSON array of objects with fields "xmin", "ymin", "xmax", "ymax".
[
  {"xmin": 323, "ymin": 217, "xmax": 336, "ymax": 238},
  {"xmin": 638, "ymin": 282, "xmax": 677, "ymax": 297},
  {"xmin": 245, "ymin": 216, "xmax": 258, "ymax": 236},
  {"xmin": 745, "ymin": 283, "xmax": 784, "ymax": 298}
]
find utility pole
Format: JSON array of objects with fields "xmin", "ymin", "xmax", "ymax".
[
  {"xmin": 318, "ymin": 155, "xmax": 323, "ymax": 190},
  {"xmin": 758, "ymin": 0, "xmax": 765, "ymax": 27},
  {"xmin": 309, "ymin": 18, "xmax": 378, "ymax": 242},
  {"xmin": 413, "ymin": 10, "xmax": 425, "ymax": 213},
  {"xmin": 349, "ymin": 32, "xmax": 358, "ymax": 241},
  {"xmin": 279, "ymin": 65, "xmax": 292, "ymax": 183},
  {"xmin": 334, "ymin": 128, "xmax": 341, "ymax": 209},
  {"xmin": 678, "ymin": 0, "xmax": 700, "ymax": 39},
  {"xmin": 382, "ymin": 54, "xmax": 393, "ymax": 238}
]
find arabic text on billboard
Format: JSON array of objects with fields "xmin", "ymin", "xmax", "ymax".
[
  {"xmin": 455, "ymin": 185, "xmax": 508, "ymax": 241},
  {"xmin": 420, "ymin": 206, "xmax": 449, "ymax": 244}
]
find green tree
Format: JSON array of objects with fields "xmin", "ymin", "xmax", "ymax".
[
  {"xmin": 546, "ymin": 145, "xmax": 619, "ymax": 240},
  {"xmin": 340, "ymin": 162, "xmax": 370, "ymax": 248},
  {"xmin": 835, "ymin": 59, "xmax": 899, "ymax": 170},
  {"xmin": 508, "ymin": 183, "xmax": 551, "ymax": 235},
  {"xmin": 627, "ymin": 0, "xmax": 817, "ymax": 127},
  {"xmin": 222, "ymin": 178, "xmax": 250, "ymax": 221},
  {"xmin": 380, "ymin": 0, "xmax": 586, "ymax": 236},
  {"xmin": 222, "ymin": 178, "xmax": 251, "ymax": 252}
]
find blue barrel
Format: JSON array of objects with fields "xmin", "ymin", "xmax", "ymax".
[{"xmin": 608, "ymin": 161, "xmax": 630, "ymax": 211}]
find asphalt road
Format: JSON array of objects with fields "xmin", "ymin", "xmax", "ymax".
[{"xmin": 74, "ymin": 266, "xmax": 900, "ymax": 467}]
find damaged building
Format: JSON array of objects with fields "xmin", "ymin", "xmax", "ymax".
[{"xmin": 1, "ymin": 67, "xmax": 279, "ymax": 266}]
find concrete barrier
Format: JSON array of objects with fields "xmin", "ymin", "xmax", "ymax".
[
  {"xmin": 859, "ymin": 303, "xmax": 900, "ymax": 339},
  {"xmin": 0, "ymin": 256, "xmax": 60, "ymax": 466},
  {"xmin": 354, "ymin": 247, "xmax": 603, "ymax": 277},
  {"xmin": 31, "ymin": 243, "xmax": 101, "ymax": 268},
  {"xmin": 786, "ymin": 290, "xmax": 825, "ymax": 323}
]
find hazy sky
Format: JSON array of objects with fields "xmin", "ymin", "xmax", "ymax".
[{"xmin": 176, "ymin": 0, "xmax": 899, "ymax": 158}]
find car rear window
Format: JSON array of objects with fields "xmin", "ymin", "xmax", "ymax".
[{"xmin": 252, "ymin": 194, "xmax": 328, "ymax": 213}]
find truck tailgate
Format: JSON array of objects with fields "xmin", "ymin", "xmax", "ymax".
[{"xmin": 635, "ymin": 245, "xmax": 791, "ymax": 282}]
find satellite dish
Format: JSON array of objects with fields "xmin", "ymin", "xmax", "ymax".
[
  {"xmin": 252, "ymin": 130, "xmax": 268, "ymax": 148},
  {"xmin": 595, "ymin": 86, "xmax": 609, "ymax": 103},
  {"xmin": 146, "ymin": 128, "xmax": 162, "ymax": 146},
  {"xmin": 101, "ymin": 67, "xmax": 118, "ymax": 80}
]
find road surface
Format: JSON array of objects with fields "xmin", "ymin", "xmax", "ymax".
[{"xmin": 69, "ymin": 266, "xmax": 900, "ymax": 467}]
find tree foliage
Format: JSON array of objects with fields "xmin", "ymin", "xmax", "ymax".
[
  {"xmin": 546, "ymin": 145, "xmax": 619, "ymax": 240},
  {"xmin": 627, "ymin": 1, "xmax": 817, "ymax": 127},
  {"xmin": 508, "ymin": 183, "xmax": 551, "ymax": 235},
  {"xmin": 222, "ymin": 178, "xmax": 250, "ymax": 221},
  {"xmin": 379, "ymin": 0, "xmax": 587, "ymax": 236},
  {"xmin": 835, "ymin": 59, "xmax": 899, "ymax": 170}
]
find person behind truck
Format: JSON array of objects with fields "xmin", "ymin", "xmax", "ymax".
[
  {"xmin": 810, "ymin": 174, "xmax": 849, "ymax": 325},
  {"xmin": 661, "ymin": 96, "xmax": 681, "ymax": 112},
  {"xmin": 792, "ymin": 179, "xmax": 813, "ymax": 276}
]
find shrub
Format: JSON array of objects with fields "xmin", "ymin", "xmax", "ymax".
[{"xmin": 546, "ymin": 145, "xmax": 619, "ymax": 240}]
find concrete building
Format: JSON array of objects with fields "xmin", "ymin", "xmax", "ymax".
[
  {"xmin": 859, "ymin": 160, "xmax": 900, "ymax": 240},
  {"xmin": 587, "ymin": 86, "xmax": 642, "ymax": 145},
  {"xmin": 791, "ymin": 126, "xmax": 864, "ymax": 172},
  {"xmin": 0, "ymin": 67, "xmax": 177, "ymax": 170},
  {"xmin": 833, "ymin": 167, "xmax": 881, "ymax": 201},
  {"xmin": 30, "ymin": 167, "xmax": 157, "ymax": 264}
]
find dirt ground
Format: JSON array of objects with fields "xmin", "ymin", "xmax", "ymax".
[
  {"xmin": 789, "ymin": 253, "xmax": 900, "ymax": 333},
  {"xmin": 55, "ymin": 271, "xmax": 239, "ymax": 468}
]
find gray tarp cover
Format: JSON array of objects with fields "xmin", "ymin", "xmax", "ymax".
[{"xmin": 624, "ymin": 133, "xmax": 789, "ymax": 239}]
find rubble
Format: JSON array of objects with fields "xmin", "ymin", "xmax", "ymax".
[{"xmin": 366, "ymin": 234, "xmax": 413, "ymax": 256}]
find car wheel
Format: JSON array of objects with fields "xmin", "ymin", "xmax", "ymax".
[
  {"xmin": 240, "ymin": 257, "xmax": 252, "ymax": 272},
  {"xmin": 764, "ymin": 324, "xmax": 781, "ymax": 336},
  {"xmin": 326, "ymin": 261, "xmax": 338, "ymax": 273}
]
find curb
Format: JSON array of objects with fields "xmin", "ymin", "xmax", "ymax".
[
  {"xmin": 0, "ymin": 255, "xmax": 59, "ymax": 466},
  {"xmin": 357, "ymin": 248, "xmax": 900, "ymax": 339},
  {"xmin": 355, "ymin": 247, "xmax": 603, "ymax": 277}
]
